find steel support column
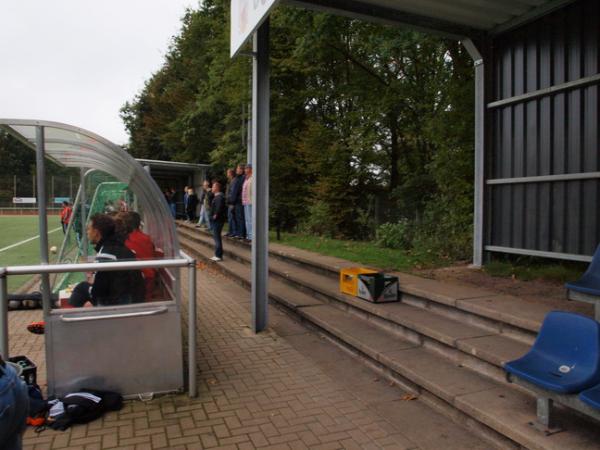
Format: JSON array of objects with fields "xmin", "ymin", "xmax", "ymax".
[
  {"xmin": 462, "ymin": 39, "xmax": 485, "ymax": 268},
  {"xmin": 35, "ymin": 127, "xmax": 51, "ymax": 316},
  {"xmin": 251, "ymin": 20, "xmax": 270, "ymax": 333},
  {"xmin": 537, "ymin": 397, "xmax": 554, "ymax": 428},
  {"xmin": 187, "ymin": 257, "xmax": 197, "ymax": 397},
  {"xmin": 36, "ymin": 126, "xmax": 54, "ymax": 392},
  {"xmin": 80, "ymin": 167, "xmax": 88, "ymax": 257},
  {"xmin": 0, "ymin": 271, "xmax": 8, "ymax": 358}
]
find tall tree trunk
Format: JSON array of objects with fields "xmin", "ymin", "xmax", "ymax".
[{"xmin": 389, "ymin": 114, "xmax": 400, "ymax": 191}]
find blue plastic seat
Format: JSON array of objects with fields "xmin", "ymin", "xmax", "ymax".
[
  {"xmin": 580, "ymin": 384, "xmax": 600, "ymax": 409},
  {"xmin": 566, "ymin": 244, "xmax": 600, "ymax": 296},
  {"xmin": 505, "ymin": 311, "xmax": 600, "ymax": 394}
]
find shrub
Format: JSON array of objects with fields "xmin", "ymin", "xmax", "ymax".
[
  {"xmin": 299, "ymin": 200, "xmax": 336, "ymax": 237},
  {"xmin": 376, "ymin": 220, "xmax": 412, "ymax": 249}
]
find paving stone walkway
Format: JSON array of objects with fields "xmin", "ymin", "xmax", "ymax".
[{"xmin": 12, "ymin": 266, "xmax": 488, "ymax": 449}]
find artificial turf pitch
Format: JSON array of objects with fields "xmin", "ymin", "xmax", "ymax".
[{"xmin": 0, "ymin": 215, "xmax": 63, "ymax": 292}]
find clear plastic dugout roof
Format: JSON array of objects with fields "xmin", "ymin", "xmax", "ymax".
[
  {"xmin": 0, "ymin": 119, "xmax": 190, "ymax": 398},
  {"xmin": 0, "ymin": 119, "xmax": 179, "ymax": 258}
]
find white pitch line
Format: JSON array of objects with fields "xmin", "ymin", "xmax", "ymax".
[{"xmin": 0, "ymin": 227, "xmax": 62, "ymax": 253}]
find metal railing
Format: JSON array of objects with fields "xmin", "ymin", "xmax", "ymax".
[{"xmin": 0, "ymin": 250, "xmax": 198, "ymax": 398}]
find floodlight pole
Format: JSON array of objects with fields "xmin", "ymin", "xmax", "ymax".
[
  {"xmin": 36, "ymin": 126, "xmax": 52, "ymax": 317},
  {"xmin": 251, "ymin": 20, "xmax": 270, "ymax": 333}
]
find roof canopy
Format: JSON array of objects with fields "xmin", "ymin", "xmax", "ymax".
[
  {"xmin": 0, "ymin": 119, "xmax": 180, "ymax": 258},
  {"xmin": 285, "ymin": 0, "xmax": 576, "ymax": 38},
  {"xmin": 136, "ymin": 158, "xmax": 210, "ymax": 172}
]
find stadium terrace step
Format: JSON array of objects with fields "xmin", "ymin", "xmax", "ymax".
[
  {"xmin": 177, "ymin": 222, "xmax": 592, "ymax": 343},
  {"xmin": 177, "ymin": 224, "xmax": 600, "ymax": 449},
  {"xmin": 177, "ymin": 223, "xmax": 529, "ymax": 382}
]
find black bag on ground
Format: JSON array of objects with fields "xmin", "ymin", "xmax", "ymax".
[{"xmin": 49, "ymin": 389, "xmax": 123, "ymax": 431}]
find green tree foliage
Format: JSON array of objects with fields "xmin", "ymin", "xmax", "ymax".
[
  {"xmin": 0, "ymin": 130, "xmax": 79, "ymax": 204},
  {"xmin": 121, "ymin": 1, "xmax": 475, "ymax": 259},
  {"xmin": 0, "ymin": 130, "xmax": 36, "ymax": 175}
]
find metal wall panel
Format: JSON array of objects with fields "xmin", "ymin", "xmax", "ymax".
[{"xmin": 487, "ymin": 0, "xmax": 600, "ymax": 259}]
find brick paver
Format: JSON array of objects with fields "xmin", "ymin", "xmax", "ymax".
[{"xmin": 11, "ymin": 265, "xmax": 486, "ymax": 449}]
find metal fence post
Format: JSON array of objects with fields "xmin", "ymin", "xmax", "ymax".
[
  {"xmin": 0, "ymin": 269, "xmax": 8, "ymax": 358},
  {"xmin": 188, "ymin": 258, "xmax": 197, "ymax": 398}
]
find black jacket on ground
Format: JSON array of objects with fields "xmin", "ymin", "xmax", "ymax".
[
  {"xmin": 92, "ymin": 236, "xmax": 145, "ymax": 306},
  {"xmin": 211, "ymin": 193, "xmax": 227, "ymax": 223}
]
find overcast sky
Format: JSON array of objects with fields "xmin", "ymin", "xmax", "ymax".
[{"xmin": 0, "ymin": 0, "xmax": 196, "ymax": 145}]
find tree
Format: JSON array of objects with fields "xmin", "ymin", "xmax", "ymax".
[{"xmin": 121, "ymin": 2, "xmax": 475, "ymax": 256}]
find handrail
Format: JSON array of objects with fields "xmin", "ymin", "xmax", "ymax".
[
  {"xmin": 0, "ymin": 249, "xmax": 198, "ymax": 398},
  {"xmin": 61, "ymin": 307, "xmax": 168, "ymax": 322},
  {"xmin": 179, "ymin": 250, "xmax": 198, "ymax": 398},
  {"xmin": 0, "ymin": 257, "xmax": 189, "ymax": 276}
]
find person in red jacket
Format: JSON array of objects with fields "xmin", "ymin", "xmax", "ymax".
[
  {"xmin": 116, "ymin": 211, "xmax": 160, "ymax": 300},
  {"xmin": 59, "ymin": 201, "xmax": 72, "ymax": 234}
]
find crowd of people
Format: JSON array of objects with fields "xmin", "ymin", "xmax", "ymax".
[{"xmin": 163, "ymin": 163, "xmax": 253, "ymax": 262}]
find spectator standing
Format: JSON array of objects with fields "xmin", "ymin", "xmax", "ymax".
[
  {"xmin": 0, "ymin": 354, "xmax": 28, "ymax": 450},
  {"xmin": 59, "ymin": 201, "xmax": 73, "ymax": 234},
  {"xmin": 163, "ymin": 189, "xmax": 172, "ymax": 214},
  {"xmin": 195, "ymin": 180, "xmax": 213, "ymax": 229},
  {"xmin": 228, "ymin": 164, "xmax": 246, "ymax": 238},
  {"xmin": 224, "ymin": 169, "xmax": 235, "ymax": 236},
  {"xmin": 242, "ymin": 164, "xmax": 253, "ymax": 241},
  {"xmin": 167, "ymin": 188, "xmax": 177, "ymax": 218},
  {"xmin": 210, "ymin": 181, "xmax": 227, "ymax": 262},
  {"xmin": 183, "ymin": 186, "xmax": 189, "ymax": 221},
  {"xmin": 185, "ymin": 187, "xmax": 198, "ymax": 222}
]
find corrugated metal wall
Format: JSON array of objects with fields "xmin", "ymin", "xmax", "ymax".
[{"xmin": 487, "ymin": 0, "xmax": 599, "ymax": 258}]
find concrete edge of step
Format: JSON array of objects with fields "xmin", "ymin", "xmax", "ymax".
[
  {"xmin": 176, "ymin": 222, "xmax": 542, "ymax": 337},
  {"xmin": 177, "ymin": 221, "xmax": 343, "ymax": 277},
  {"xmin": 178, "ymin": 228, "xmax": 530, "ymax": 369},
  {"xmin": 179, "ymin": 235, "xmax": 320, "ymax": 312}
]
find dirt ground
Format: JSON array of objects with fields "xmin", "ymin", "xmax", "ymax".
[{"xmin": 413, "ymin": 262, "xmax": 567, "ymax": 303}]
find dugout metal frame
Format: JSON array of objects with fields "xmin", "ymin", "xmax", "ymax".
[{"xmin": 0, "ymin": 119, "xmax": 198, "ymax": 398}]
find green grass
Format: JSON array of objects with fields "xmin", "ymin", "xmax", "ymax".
[
  {"xmin": 0, "ymin": 215, "xmax": 63, "ymax": 291},
  {"xmin": 268, "ymin": 231, "xmax": 587, "ymax": 285},
  {"xmin": 484, "ymin": 257, "xmax": 586, "ymax": 284},
  {"xmin": 269, "ymin": 231, "xmax": 443, "ymax": 271}
]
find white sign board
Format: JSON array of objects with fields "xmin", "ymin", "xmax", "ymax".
[
  {"xmin": 230, "ymin": 0, "xmax": 279, "ymax": 57},
  {"xmin": 13, "ymin": 197, "xmax": 36, "ymax": 204}
]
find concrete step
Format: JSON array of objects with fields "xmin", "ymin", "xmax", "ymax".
[
  {"xmin": 180, "ymin": 236, "xmax": 322, "ymax": 312},
  {"xmin": 179, "ymin": 231, "xmax": 600, "ymax": 450},
  {"xmin": 177, "ymin": 221, "xmax": 589, "ymax": 343},
  {"xmin": 177, "ymin": 224, "xmax": 530, "ymax": 385}
]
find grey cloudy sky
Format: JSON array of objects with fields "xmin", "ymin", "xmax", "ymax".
[{"xmin": 0, "ymin": 0, "xmax": 196, "ymax": 145}]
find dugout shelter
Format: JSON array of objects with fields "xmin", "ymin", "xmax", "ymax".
[
  {"xmin": 0, "ymin": 119, "xmax": 198, "ymax": 399},
  {"xmin": 137, "ymin": 158, "xmax": 210, "ymax": 219}
]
